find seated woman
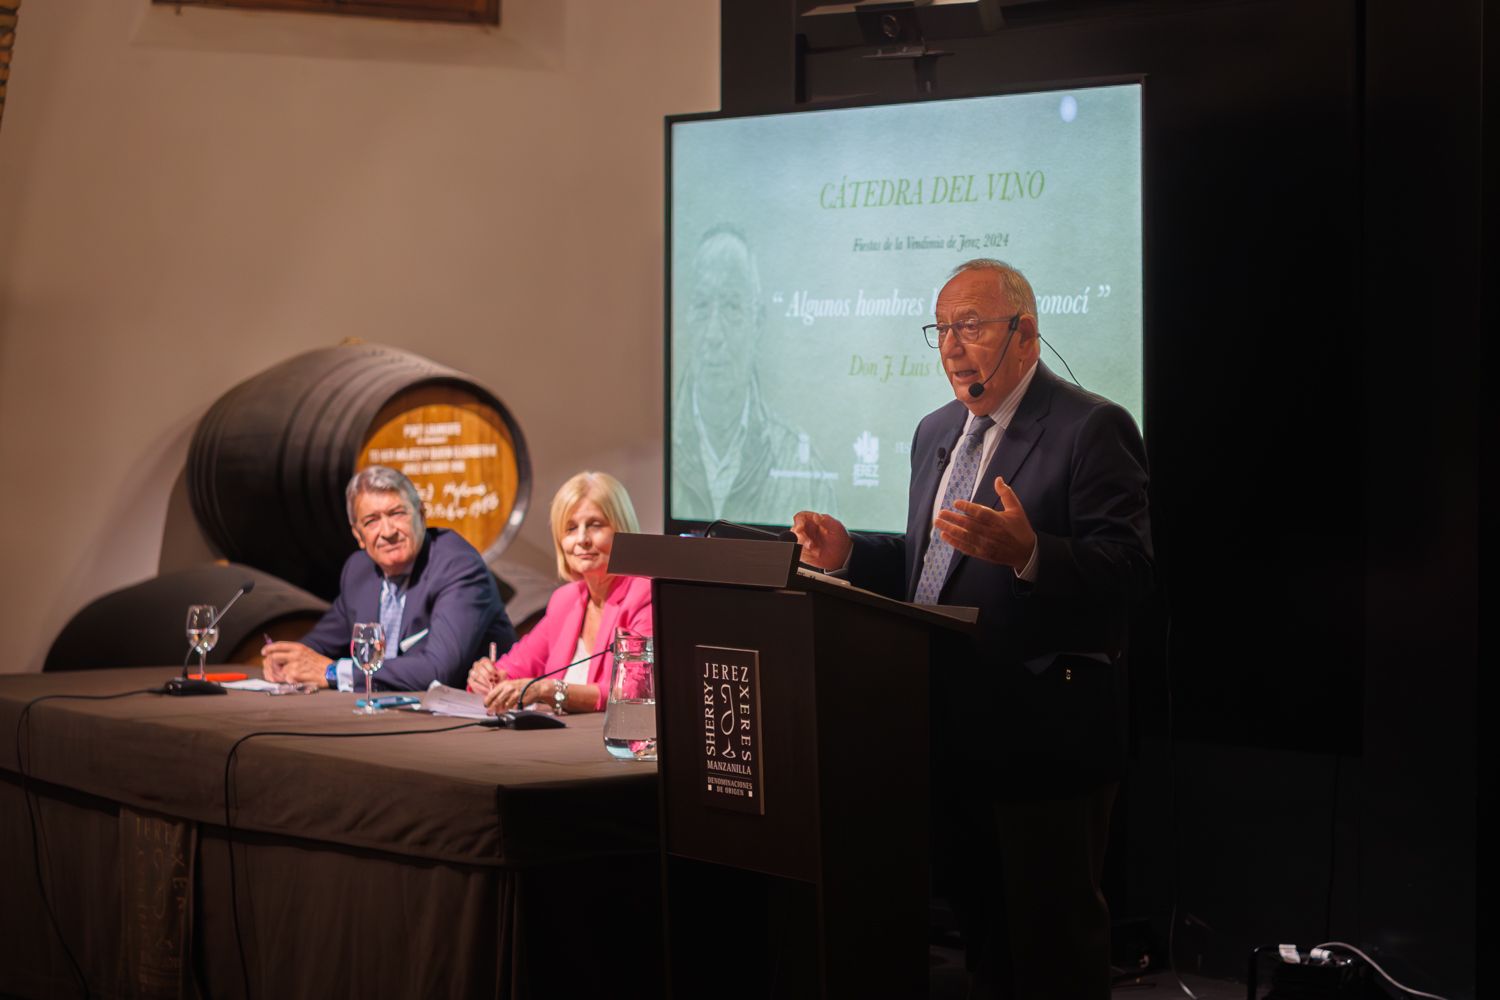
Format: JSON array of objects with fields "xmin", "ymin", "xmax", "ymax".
[{"xmin": 468, "ymin": 471, "xmax": 650, "ymax": 715}]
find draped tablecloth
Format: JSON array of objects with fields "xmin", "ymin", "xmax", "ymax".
[{"xmin": 0, "ymin": 667, "xmax": 660, "ymax": 999}]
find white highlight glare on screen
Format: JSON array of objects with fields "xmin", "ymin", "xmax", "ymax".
[{"xmin": 669, "ymin": 84, "xmax": 1143, "ymax": 533}]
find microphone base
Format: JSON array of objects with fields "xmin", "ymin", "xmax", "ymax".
[
  {"xmin": 491, "ymin": 709, "xmax": 567, "ymax": 730},
  {"xmin": 163, "ymin": 677, "xmax": 227, "ymax": 696}
]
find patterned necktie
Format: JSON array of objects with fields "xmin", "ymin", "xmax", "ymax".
[
  {"xmin": 379, "ymin": 578, "xmax": 405, "ymax": 658},
  {"xmin": 913, "ymin": 415, "xmax": 994, "ymax": 605}
]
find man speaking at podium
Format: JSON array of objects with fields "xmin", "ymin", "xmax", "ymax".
[
  {"xmin": 792, "ymin": 260, "xmax": 1153, "ymax": 999},
  {"xmin": 262, "ymin": 466, "xmax": 517, "ymax": 692}
]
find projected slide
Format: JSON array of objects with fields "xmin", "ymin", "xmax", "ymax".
[{"xmin": 669, "ymin": 84, "xmax": 1142, "ymax": 533}]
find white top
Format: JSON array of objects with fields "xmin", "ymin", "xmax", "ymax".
[{"xmin": 565, "ymin": 634, "xmax": 592, "ymax": 684}]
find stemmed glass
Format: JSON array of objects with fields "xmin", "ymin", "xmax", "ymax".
[
  {"xmin": 351, "ymin": 622, "xmax": 386, "ymax": 715},
  {"xmin": 185, "ymin": 605, "xmax": 218, "ymax": 681}
]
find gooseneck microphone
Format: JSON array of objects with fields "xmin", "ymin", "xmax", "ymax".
[
  {"xmin": 211, "ymin": 579, "xmax": 256, "ymax": 628},
  {"xmin": 704, "ymin": 519, "xmax": 799, "ymax": 543},
  {"xmin": 165, "ymin": 579, "xmax": 257, "ymax": 696},
  {"xmin": 490, "ymin": 643, "xmax": 616, "ymax": 730},
  {"xmin": 966, "ymin": 315, "xmax": 1022, "ymax": 399}
]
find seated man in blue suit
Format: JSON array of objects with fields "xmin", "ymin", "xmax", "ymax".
[
  {"xmin": 262, "ymin": 466, "xmax": 517, "ymax": 692},
  {"xmin": 793, "ymin": 259, "xmax": 1153, "ymax": 999}
]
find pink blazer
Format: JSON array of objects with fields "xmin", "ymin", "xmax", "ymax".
[{"xmin": 496, "ymin": 575, "xmax": 653, "ymax": 711}]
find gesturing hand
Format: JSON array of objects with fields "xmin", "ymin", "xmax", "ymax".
[
  {"xmin": 934, "ymin": 476, "xmax": 1037, "ymax": 570},
  {"xmin": 789, "ymin": 510, "xmax": 852, "ymax": 571}
]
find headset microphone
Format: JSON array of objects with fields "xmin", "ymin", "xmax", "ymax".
[{"xmin": 966, "ymin": 315, "xmax": 1022, "ymax": 399}]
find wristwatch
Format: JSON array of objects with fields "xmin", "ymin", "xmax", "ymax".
[{"xmin": 552, "ymin": 679, "xmax": 568, "ymax": 715}]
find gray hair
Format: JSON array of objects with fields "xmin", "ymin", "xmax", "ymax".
[
  {"xmin": 950, "ymin": 259, "xmax": 1039, "ymax": 329},
  {"xmin": 345, "ymin": 465, "xmax": 425, "ymax": 533},
  {"xmin": 692, "ymin": 224, "xmax": 763, "ymax": 326}
]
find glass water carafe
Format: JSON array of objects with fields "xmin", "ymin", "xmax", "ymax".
[{"xmin": 603, "ymin": 628, "xmax": 656, "ymax": 761}]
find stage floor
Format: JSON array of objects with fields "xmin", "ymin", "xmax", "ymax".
[{"xmin": 929, "ymin": 943, "xmax": 1244, "ymax": 999}]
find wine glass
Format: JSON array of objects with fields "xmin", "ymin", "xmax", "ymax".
[
  {"xmin": 351, "ymin": 622, "xmax": 386, "ymax": 715},
  {"xmin": 185, "ymin": 605, "xmax": 219, "ymax": 681}
]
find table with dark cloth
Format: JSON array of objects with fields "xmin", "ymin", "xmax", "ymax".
[{"xmin": 0, "ymin": 667, "xmax": 660, "ymax": 999}]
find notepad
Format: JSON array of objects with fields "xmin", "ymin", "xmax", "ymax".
[
  {"xmin": 420, "ymin": 682, "xmax": 490, "ymax": 719},
  {"xmin": 221, "ymin": 678, "xmax": 318, "ymax": 695}
]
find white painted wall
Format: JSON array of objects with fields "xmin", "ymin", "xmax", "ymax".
[{"xmin": 0, "ymin": 0, "xmax": 719, "ymax": 672}]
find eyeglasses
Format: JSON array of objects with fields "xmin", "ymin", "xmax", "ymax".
[{"xmin": 922, "ymin": 314, "xmax": 1020, "ymax": 348}]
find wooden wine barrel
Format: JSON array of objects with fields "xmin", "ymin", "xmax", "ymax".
[
  {"xmin": 188, "ymin": 343, "xmax": 531, "ymax": 598},
  {"xmin": 44, "ymin": 564, "xmax": 330, "ymax": 672}
]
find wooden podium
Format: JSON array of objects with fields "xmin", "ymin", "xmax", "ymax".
[{"xmin": 610, "ymin": 533, "xmax": 975, "ymax": 1000}]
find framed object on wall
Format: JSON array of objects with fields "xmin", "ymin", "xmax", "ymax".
[
  {"xmin": 153, "ymin": 0, "xmax": 499, "ymax": 26},
  {"xmin": 1, "ymin": 1, "xmax": 18, "ymax": 134}
]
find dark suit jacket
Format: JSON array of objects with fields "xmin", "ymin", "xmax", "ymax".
[
  {"xmin": 301, "ymin": 527, "xmax": 517, "ymax": 692},
  {"xmin": 848, "ymin": 364, "xmax": 1153, "ymax": 797}
]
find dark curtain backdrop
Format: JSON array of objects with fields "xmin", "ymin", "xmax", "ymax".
[{"xmin": 717, "ymin": 0, "xmax": 1481, "ymax": 994}]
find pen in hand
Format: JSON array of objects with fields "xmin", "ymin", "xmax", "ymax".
[{"xmin": 489, "ymin": 642, "xmax": 497, "ymax": 661}]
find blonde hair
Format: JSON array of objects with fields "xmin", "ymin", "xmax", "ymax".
[{"xmin": 549, "ymin": 471, "xmax": 640, "ymax": 581}]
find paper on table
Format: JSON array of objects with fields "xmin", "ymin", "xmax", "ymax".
[
  {"xmin": 221, "ymin": 678, "xmax": 318, "ymax": 694},
  {"xmin": 421, "ymin": 682, "xmax": 491, "ymax": 719}
]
